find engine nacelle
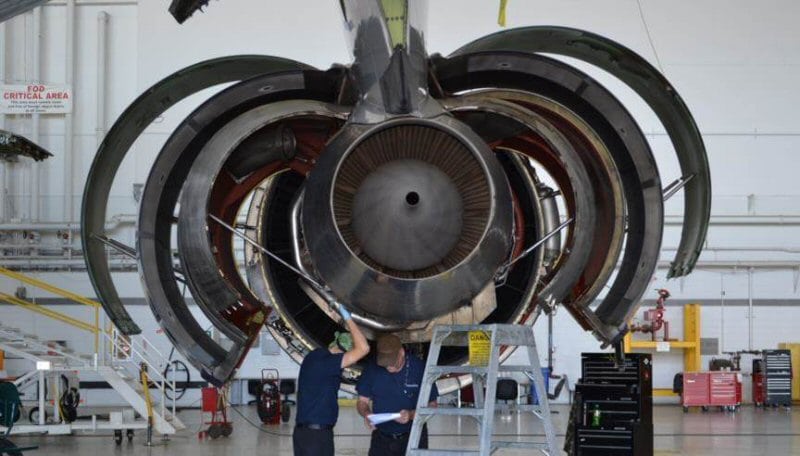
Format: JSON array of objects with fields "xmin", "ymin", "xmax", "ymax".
[{"xmin": 80, "ymin": 2, "xmax": 711, "ymax": 387}]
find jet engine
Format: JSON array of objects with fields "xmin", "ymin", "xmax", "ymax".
[{"xmin": 81, "ymin": 1, "xmax": 711, "ymax": 386}]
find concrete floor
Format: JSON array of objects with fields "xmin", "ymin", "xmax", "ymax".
[{"xmin": 5, "ymin": 404, "xmax": 800, "ymax": 455}]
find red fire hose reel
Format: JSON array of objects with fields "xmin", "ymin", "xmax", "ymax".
[{"xmin": 631, "ymin": 288, "xmax": 671, "ymax": 341}]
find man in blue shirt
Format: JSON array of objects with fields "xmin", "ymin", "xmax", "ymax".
[
  {"xmin": 293, "ymin": 304, "xmax": 369, "ymax": 456},
  {"xmin": 356, "ymin": 334, "xmax": 438, "ymax": 456}
]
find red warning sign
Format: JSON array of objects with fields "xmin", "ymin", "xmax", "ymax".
[{"xmin": 0, "ymin": 84, "xmax": 73, "ymax": 114}]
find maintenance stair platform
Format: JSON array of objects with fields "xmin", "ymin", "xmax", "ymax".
[{"xmin": 406, "ymin": 324, "xmax": 559, "ymax": 456}]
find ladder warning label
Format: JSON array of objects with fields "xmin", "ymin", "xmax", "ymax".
[
  {"xmin": 1, "ymin": 84, "xmax": 73, "ymax": 114},
  {"xmin": 469, "ymin": 331, "xmax": 491, "ymax": 366}
]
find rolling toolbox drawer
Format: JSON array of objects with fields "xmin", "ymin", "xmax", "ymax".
[{"xmin": 576, "ymin": 428, "xmax": 634, "ymax": 456}]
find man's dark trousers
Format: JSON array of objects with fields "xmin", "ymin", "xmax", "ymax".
[
  {"xmin": 368, "ymin": 425, "xmax": 428, "ymax": 456},
  {"xmin": 293, "ymin": 425, "xmax": 334, "ymax": 456}
]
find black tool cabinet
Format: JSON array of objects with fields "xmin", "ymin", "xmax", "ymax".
[
  {"xmin": 763, "ymin": 349, "xmax": 793, "ymax": 407},
  {"xmin": 568, "ymin": 353, "xmax": 653, "ymax": 456}
]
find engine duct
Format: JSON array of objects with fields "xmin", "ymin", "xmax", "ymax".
[{"xmin": 302, "ymin": 117, "xmax": 514, "ymax": 323}]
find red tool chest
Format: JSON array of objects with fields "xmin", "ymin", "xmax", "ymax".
[
  {"xmin": 682, "ymin": 371, "xmax": 742, "ymax": 411},
  {"xmin": 709, "ymin": 372, "xmax": 739, "ymax": 407},
  {"xmin": 682, "ymin": 372, "xmax": 710, "ymax": 409},
  {"xmin": 752, "ymin": 357, "xmax": 767, "ymax": 407}
]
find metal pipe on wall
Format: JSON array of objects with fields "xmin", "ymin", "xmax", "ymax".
[
  {"xmin": 0, "ymin": 154, "xmax": 6, "ymax": 223},
  {"xmin": 720, "ymin": 273, "xmax": 725, "ymax": 353},
  {"xmin": 748, "ymin": 267, "xmax": 754, "ymax": 351},
  {"xmin": 14, "ymin": 15, "xmax": 27, "ymax": 221},
  {"xmin": 663, "ymin": 246, "xmax": 800, "ymax": 254},
  {"xmin": 30, "ymin": 7, "xmax": 42, "ymax": 222},
  {"xmin": 657, "ymin": 260, "xmax": 800, "ymax": 270},
  {"xmin": 670, "ymin": 215, "xmax": 800, "ymax": 226},
  {"xmin": 0, "ymin": 21, "xmax": 7, "ymax": 223},
  {"xmin": 0, "ymin": 258, "xmax": 135, "ymax": 268},
  {"xmin": 0, "ymin": 243, "xmax": 75, "ymax": 249},
  {"xmin": 96, "ymin": 11, "xmax": 108, "ymax": 148},
  {"xmin": 63, "ymin": 0, "xmax": 76, "ymax": 223},
  {"xmin": 0, "ymin": 212, "xmax": 134, "ymax": 231}
]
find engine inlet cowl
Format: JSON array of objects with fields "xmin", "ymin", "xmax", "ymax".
[{"xmin": 302, "ymin": 117, "xmax": 514, "ymax": 322}]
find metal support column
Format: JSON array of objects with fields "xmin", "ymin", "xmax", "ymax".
[{"xmin": 37, "ymin": 370, "xmax": 45, "ymax": 426}]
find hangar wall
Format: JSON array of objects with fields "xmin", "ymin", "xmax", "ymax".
[{"xmin": 2, "ymin": 0, "xmax": 800, "ymax": 404}]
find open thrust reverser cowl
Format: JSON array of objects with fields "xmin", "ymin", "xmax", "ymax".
[{"xmin": 80, "ymin": 0, "xmax": 711, "ymax": 387}]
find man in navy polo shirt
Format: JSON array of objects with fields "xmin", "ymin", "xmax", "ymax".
[
  {"xmin": 293, "ymin": 304, "xmax": 369, "ymax": 456},
  {"xmin": 356, "ymin": 334, "xmax": 438, "ymax": 456}
]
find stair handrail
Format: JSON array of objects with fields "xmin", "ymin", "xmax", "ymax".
[
  {"xmin": 105, "ymin": 329, "xmax": 177, "ymax": 421},
  {"xmin": 0, "ymin": 266, "xmax": 102, "ymax": 353},
  {"xmin": 0, "ymin": 292, "xmax": 98, "ymax": 334},
  {"xmin": 0, "ymin": 326, "xmax": 91, "ymax": 367},
  {"xmin": 0, "ymin": 267, "xmax": 101, "ymax": 309},
  {"xmin": 0, "ymin": 267, "xmax": 178, "ymax": 422},
  {"xmin": 128, "ymin": 331, "xmax": 167, "ymax": 363}
]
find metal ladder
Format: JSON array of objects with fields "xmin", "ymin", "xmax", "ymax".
[{"xmin": 406, "ymin": 324, "xmax": 559, "ymax": 456}]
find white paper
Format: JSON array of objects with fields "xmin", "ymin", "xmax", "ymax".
[
  {"xmin": 656, "ymin": 341, "xmax": 670, "ymax": 352},
  {"xmin": 367, "ymin": 413, "xmax": 401, "ymax": 425}
]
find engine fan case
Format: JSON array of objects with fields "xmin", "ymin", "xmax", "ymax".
[{"xmin": 302, "ymin": 116, "xmax": 514, "ymax": 323}]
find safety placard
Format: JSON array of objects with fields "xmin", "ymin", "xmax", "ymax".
[
  {"xmin": 468, "ymin": 330, "xmax": 491, "ymax": 366},
  {"xmin": 0, "ymin": 84, "xmax": 72, "ymax": 114}
]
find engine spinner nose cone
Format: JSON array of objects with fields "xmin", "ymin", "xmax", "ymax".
[{"xmin": 352, "ymin": 159, "xmax": 464, "ymax": 271}]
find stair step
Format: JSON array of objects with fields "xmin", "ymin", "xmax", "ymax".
[
  {"xmin": 98, "ymin": 366, "xmax": 185, "ymax": 433},
  {"xmin": 6, "ymin": 342, "xmax": 30, "ymax": 348},
  {"xmin": 409, "ymin": 325, "xmax": 558, "ymax": 456},
  {"xmin": 427, "ymin": 366, "xmax": 488, "ymax": 376},
  {"xmin": 491, "ymin": 441, "xmax": 549, "ymax": 450},
  {"xmin": 425, "ymin": 365, "xmax": 548, "ymax": 376},
  {"xmin": 498, "ymin": 365, "xmax": 542, "ymax": 373},
  {"xmin": 410, "ymin": 442, "xmax": 549, "ymax": 454},
  {"xmin": 122, "ymin": 376, "xmax": 144, "ymax": 390},
  {"xmin": 416, "ymin": 407, "xmax": 484, "ymax": 417},
  {"xmin": 409, "ymin": 451, "xmax": 480, "ymax": 455},
  {"xmin": 0, "ymin": 335, "xmax": 21, "ymax": 341}
]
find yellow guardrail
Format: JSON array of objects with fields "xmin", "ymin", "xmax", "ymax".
[
  {"xmin": 0, "ymin": 266, "xmax": 101, "ymax": 308},
  {"xmin": 0, "ymin": 292, "xmax": 98, "ymax": 333},
  {"xmin": 0, "ymin": 266, "xmax": 102, "ymax": 353}
]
